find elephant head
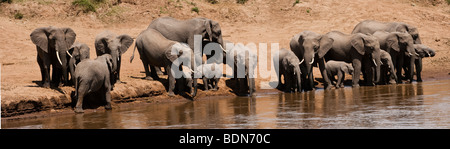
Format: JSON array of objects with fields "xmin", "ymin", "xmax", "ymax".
[
  {"xmin": 298, "ymin": 33, "xmax": 334, "ymax": 78},
  {"xmin": 68, "ymin": 42, "xmax": 90, "ymax": 84},
  {"xmin": 414, "ymin": 44, "xmax": 435, "ymax": 58},
  {"xmin": 30, "ymin": 26, "xmax": 76, "ymax": 85},
  {"xmin": 342, "ymin": 63, "xmax": 354, "ymax": 75},
  {"xmin": 386, "ymin": 32, "xmax": 417, "ymax": 57},
  {"xmin": 95, "ymin": 31, "xmax": 133, "ymax": 75},
  {"xmin": 350, "ymin": 33, "xmax": 382, "ymax": 84},
  {"xmin": 203, "ymin": 19, "xmax": 224, "ymax": 48},
  {"xmin": 282, "ymin": 56, "xmax": 302, "ymax": 92},
  {"xmin": 396, "ymin": 23, "xmax": 421, "ymax": 44}
]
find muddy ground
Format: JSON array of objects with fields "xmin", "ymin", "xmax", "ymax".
[{"xmin": 1, "ymin": 0, "xmax": 449, "ymax": 118}]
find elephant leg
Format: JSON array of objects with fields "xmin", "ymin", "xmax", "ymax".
[
  {"xmin": 249, "ymin": 77, "xmax": 255, "ymax": 96},
  {"xmin": 142, "ymin": 61, "xmax": 153, "ymax": 80},
  {"xmin": 37, "ymin": 55, "xmax": 50, "ymax": 88},
  {"xmin": 116, "ymin": 56, "xmax": 122, "ymax": 83},
  {"xmin": 51, "ymin": 66, "xmax": 62, "ymax": 87},
  {"xmin": 203, "ymin": 76, "xmax": 209, "ymax": 91},
  {"xmin": 166, "ymin": 65, "xmax": 175, "ymax": 97},
  {"xmin": 318, "ymin": 58, "xmax": 332, "ymax": 90},
  {"xmin": 154, "ymin": 66, "xmax": 164, "ymax": 75},
  {"xmin": 150, "ymin": 65, "xmax": 160, "ymax": 80},
  {"xmin": 234, "ymin": 77, "xmax": 240, "ymax": 95},
  {"xmin": 415, "ymin": 58, "xmax": 422, "ymax": 82},
  {"xmin": 74, "ymin": 85, "xmax": 87, "ymax": 113},
  {"xmin": 284, "ymin": 74, "xmax": 292, "ymax": 92},
  {"xmin": 104, "ymin": 81, "xmax": 112, "ymax": 110},
  {"xmin": 396, "ymin": 56, "xmax": 405, "ymax": 83},
  {"xmin": 352, "ymin": 59, "xmax": 362, "ymax": 87},
  {"xmin": 308, "ymin": 72, "xmax": 315, "ymax": 90},
  {"xmin": 336, "ymin": 71, "xmax": 344, "ymax": 88}
]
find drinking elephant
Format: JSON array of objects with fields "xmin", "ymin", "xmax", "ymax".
[
  {"xmin": 352, "ymin": 20, "xmax": 422, "ymax": 44},
  {"xmin": 74, "ymin": 54, "xmax": 114, "ymax": 113},
  {"xmin": 224, "ymin": 42, "xmax": 257, "ymax": 96},
  {"xmin": 148, "ymin": 17, "xmax": 226, "ymax": 94},
  {"xmin": 274, "ymin": 48, "xmax": 302, "ymax": 92},
  {"xmin": 197, "ymin": 63, "xmax": 222, "ymax": 91},
  {"xmin": 290, "ymin": 31, "xmax": 333, "ymax": 91},
  {"xmin": 68, "ymin": 42, "xmax": 90, "ymax": 85},
  {"xmin": 30, "ymin": 26, "xmax": 76, "ymax": 88},
  {"xmin": 403, "ymin": 44, "xmax": 436, "ymax": 82},
  {"xmin": 378, "ymin": 50, "xmax": 397, "ymax": 85},
  {"xmin": 95, "ymin": 30, "xmax": 133, "ymax": 83},
  {"xmin": 372, "ymin": 31, "xmax": 417, "ymax": 83},
  {"xmin": 130, "ymin": 29, "xmax": 196, "ymax": 97},
  {"xmin": 318, "ymin": 31, "xmax": 381, "ymax": 88},
  {"xmin": 325, "ymin": 60, "xmax": 354, "ymax": 88}
]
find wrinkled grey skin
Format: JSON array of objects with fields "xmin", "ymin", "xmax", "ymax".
[
  {"xmin": 290, "ymin": 31, "xmax": 333, "ymax": 91},
  {"xmin": 148, "ymin": 17, "xmax": 225, "ymax": 96},
  {"xmin": 68, "ymin": 42, "xmax": 90, "ymax": 85},
  {"xmin": 30, "ymin": 26, "xmax": 76, "ymax": 88},
  {"xmin": 197, "ymin": 63, "xmax": 222, "ymax": 91},
  {"xmin": 325, "ymin": 60, "xmax": 354, "ymax": 88},
  {"xmin": 378, "ymin": 50, "xmax": 398, "ymax": 85},
  {"xmin": 319, "ymin": 31, "xmax": 381, "ymax": 88},
  {"xmin": 74, "ymin": 54, "xmax": 114, "ymax": 113},
  {"xmin": 274, "ymin": 48, "xmax": 302, "ymax": 92},
  {"xmin": 352, "ymin": 20, "xmax": 422, "ymax": 44},
  {"xmin": 403, "ymin": 44, "xmax": 436, "ymax": 82},
  {"xmin": 175, "ymin": 65, "xmax": 194, "ymax": 95},
  {"xmin": 130, "ymin": 29, "xmax": 195, "ymax": 97},
  {"xmin": 225, "ymin": 42, "xmax": 257, "ymax": 96},
  {"xmin": 372, "ymin": 31, "xmax": 417, "ymax": 83},
  {"xmin": 95, "ymin": 30, "xmax": 133, "ymax": 83}
]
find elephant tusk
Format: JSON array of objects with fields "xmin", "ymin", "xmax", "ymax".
[
  {"xmin": 56, "ymin": 51, "xmax": 63, "ymax": 66},
  {"xmin": 426, "ymin": 52, "xmax": 430, "ymax": 57},
  {"xmin": 220, "ymin": 45, "xmax": 226, "ymax": 53},
  {"xmin": 372, "ymin": 59, "xmax": 377, "ymax": 67},
  {"xmin": 415, "ymin": 53, "xmax": 420, "ymax": 57},
  {"xmin": 408, "ymin": 52, "xmax": 413, "ymax": 56},
  {"xmin": 309, "ymin": 58, "xmax": 314, "ymax": 65},
  {"xmin": 74, "ymin": 63, "xmax": 77, "ymax": 68},
  {"xmin": 66, "ymin": 50, "xmax": 73, "ymax": 58},
  {"xmin": 299, "ymin": 58, "xmax": 304, "ymax": 65},
  {"xmin": 380, "ymin": 61, "xmax": 383, "ymax": 65}
]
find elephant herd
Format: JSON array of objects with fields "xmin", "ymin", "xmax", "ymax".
[
  {"xmin": 29, "ymin": 17, "xmax": 435, "ymax": 113},
  {"xmin": 281, "ymin": 20, "xmax": 435, "ymax": 93}
]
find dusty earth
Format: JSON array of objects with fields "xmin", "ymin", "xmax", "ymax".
[{"xmin": 1, "ymin": 0, "xmax": 449, "ymax": 118}]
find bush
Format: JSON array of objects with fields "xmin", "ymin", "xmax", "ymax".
[
  {"xmin": 236, "ymin": 0, "xmax": 247, "ymax": 4},
  {"xmin": 191, "ymin": 7, "xmax": 199, "ymax": 14},
  {"xmin": 14, "ymin": 12, "xmax": 23, "ymax": 19},
  {"xmin": 1, "ymin": 0, "xmax": 12, "ymax": 4},
  {"xmin": 72, "ymin": 0, "xmax": 97, "ymax": 13},
  {"xmin": 446, "ymin": 0, "xmax": 450, "ymax": 5},
  {"xmin": 207, "ymin": 0, "xmax": 218, "ymax": 4}
]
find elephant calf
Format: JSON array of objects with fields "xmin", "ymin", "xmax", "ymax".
[
  {"xmin": 224, "ymin": 42, "xmax": 257, "ymax": 96},
  {"xmin": 274, "ymin": 48, "xmax": 302, "ymax": 92},
  {"xmin": 197, "ymin": 63, "xmax": 222, "ymax": 91},
  {"xmin": 325, "ymin": 60, "xmax": 354, "ymax": 88},
  {"xmin": 74, "ymin": 54, "xmax": 115, "ymax": 113},
  {"xmin": 68, "ymin": 42, "xmax": 90, "ymax": 85},
  {"xmin": 378, "ymin": 50, "xmax": 398, "ymax": 85}
]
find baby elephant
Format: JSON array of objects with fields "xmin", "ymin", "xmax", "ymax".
[
  {"xmin": 325, "ymin": 60, "xmax": 354, "ymax": 88},
  {"xmin": 197, "ymin": 63, "xmax": 222, "ymax": 91},
  {"xmin": 68, "ymin": 42, "xmax": 90, "ymax": 85},
  {"xmin": 274, "ymin": 48, "xmax": 302, "ymax": 92},
  {"xmin": 74, "ymin": 54, "xmax": 115, "ymax": 113}
]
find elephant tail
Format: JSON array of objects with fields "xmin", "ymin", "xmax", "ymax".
[{"xmin": 130, "ymin": 43, "xmax": 137, "ymax": 63}]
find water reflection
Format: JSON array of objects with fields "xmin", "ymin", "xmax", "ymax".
[{"xmin": 3, "ymin": 80, "xmax": 449, "ymax": 129}]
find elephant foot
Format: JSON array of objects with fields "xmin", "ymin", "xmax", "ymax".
[
  {"xmin": 339, "ymin": 85, "xmax": 345, "ymax": 88},
  {"xmin": 105, "ymin": 105, "xmax": 112, "ymax": 110},
  {"xmin": 74, "ymin": 107, "xmax": 84, "ymax": 113},
  {"xmin": 324, "ymin": 85, "xmax": 333, "ymax": 90},
  {"xmin": 417, "ymin": 79, "xmax": 423, "ymax": 82},
  {"xmin": 168, "ymin": 92, "xmax": 175, "ymax": 97},
  {"xmin": 389, "ymin": 79, "xmax": 397, "ymax": 84},
  {"xmin": 42, "ymin": 82, "xmax": 51, "ymax": 88},
  {"xmin": 352, "ymin": 84, "xmax": 360, "ymax": 88},
  {"xmin": 144, "ymin": 76, "xmax": 154, "ymax": 80}
]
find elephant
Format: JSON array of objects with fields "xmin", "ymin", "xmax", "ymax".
[
  {"xmin": 372, "ymin": 31, "xmax": 418, "ymax": 83},
  {"xmin": 74, "ymin": 54, "xmax": 114, "ymax": 113},
  {"xmin": 403, "ymin": 44, "xmax": 436, "ymax": 82},
  {"xmin": 30, "ymin": 26, "xmax": 76, "ymax": 88},
  {"xmin": 68, "ymin": 42, "xmax": 90, "ymax": 85},
  {"xmin": 352, "ymin": 20, "xmax": 422, "ymax": 44},
  {"xmin": 318, "ymin": 31, "xmax": 382, "ymax": 88},
  {"xmin": 175, "ymin": 65, "xmax": 194, "ymax": 95},
  {"xmin": 95, "ymin": 30, "xmax": 134, "ymax": 84},
  {"xmin": 273, "ymin": 48, "xmax": 302, "ymax": 92},
  {"xmin": 290, "ymin": 31, "xmax": 334, "ymax": 91},
  {"xmin": 148, "ymin": 17, "xmax": 226, "ymax": 95},
  {"xmin": 378, "ymin": 50, "xmax": 398, "ymax": 85},
  {"xmin": 224, "ymin": 42, "xmax": 257, "ymax": 96},
  {"xmin": 325, "ymin": 60, "xmax": 354, "ymax": 88},
  {"xmin": 197, "ymin": 63, "xmax": 222, "ymax": 91},
  {"xmin": 130, "ymin": 29, "xmax": 195, "ymax": 97}
]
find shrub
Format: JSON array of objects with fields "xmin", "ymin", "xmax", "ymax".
[
  {"xmin": 72, "ymin": 0, "xmax": 97, "ymax": 13},
  {"xmin": 236, "ymin": 0, "xmax": 247, "ymax": 4},
  {"xmin": 446, "ymin": 0, "xmax": 450, "ymax": 5},
  {"xmin": 207, "ymin": 0, "xmax": 218, "ymax": 4},
  {"xmin": 14, "ymin": 12, "xmax": 23, "ymax": 19},
  {"xmin": 191, "ymin": 6, "xmax": 199, "ymax": 14}
]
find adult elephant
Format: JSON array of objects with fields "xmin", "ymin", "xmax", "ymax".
[
  {"xmin": 352, "ymin": 20, "xmax": 422, "ymax": 44},
  {"xmin": 318, "ymin": 31, "xmax": 381, "ymax": 88},
  {"xmin": 274, "ymin": 48, "xmax": 302, "ymax": 92},
  {"xmin": 372, "ymin": 31, "xmax": 417, "ymax": 83},
  {"xmin": 148, "ymin": 17, "xmax": 225, "ymax": 95},
  {"xmin": 95, "ymin": 30, "xmax": 134, "ymax": 84},
  {"xmin": 290, "ymin": 31, "xmax": 333, "ymax": 91},
  {"xmin": 403, "ymin": 44, "xmax": 436, "ymax": 82},
  {"xmin": 30, "ymin": 26, "xmax": 76, "ymax": 88},
  {"xmin": 224, "ymin": 42, "xmax": 257, "ymax": 96},
  {"xmin": 130, "ymin": 29, "xmax": 196, "ymax": 97},
  {"xmin": 68, "ymin": 42, "xmax": 90, "ymax": 85}
]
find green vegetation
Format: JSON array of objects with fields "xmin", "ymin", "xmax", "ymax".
[
  {"xmin": 306, "ymin": 9, "xmax": 310, "ymax": 13},
  {"xmin": 14, "ymin": 11, "xmax": 23, "ymax": 19},
  {"xmin": 236, "ymin": 0, "xmax": 247, "ymax": 4},
  {"xmin": 207, "ymin": 0, "xmax": 218, "ymax": 4},
  {"xmin": 293, "ymin": 0, "xmax": 300, "ymax": 6},
  {"xmin": 72, "ymin": 0, "xmax": 97, "ymax": 12},
  {"xmin": 446, "ymin": 0, "xmax": 450, "ymax": 5},
  {"xmin": 191, "ymin": 6, "xmax": 199, "ymax": 14}
]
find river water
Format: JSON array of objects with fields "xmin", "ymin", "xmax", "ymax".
[{"xmin": 2, "ymin": 79, "xmax": 450, "ymax": 129}]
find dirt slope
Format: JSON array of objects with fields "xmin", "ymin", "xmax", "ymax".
[{"xmin": 1, "ymin": 0, "xmax": 449, "ymax": 117}]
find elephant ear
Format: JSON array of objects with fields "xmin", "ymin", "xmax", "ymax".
[
  {"xmin": 317, "ymin": 35, "xmax": 334, "ymax": 58},
  {"xmin": 165, "ymin": 43, "xmax": 183, "ymax": 63},
  {"xmin": 341, "ymin": 65, "xmax": 349, "ymax": 74},
  {"xmin": 62, "ymin": 28, "xmax": 76, "ymax": 47},
  {"xmin": 386, "ymin": 33, "xmax": 400, "ymax": 52},
  {"xmin": 118, "ymin": 34, "xmax": 134, "ymax": 54},
  {"xmin": 351, "ymin": 35, "xmax": 365, "ymax": 55},
  {"xmin": 30, "ymin": 27, "xmax": 50, "ymax": 53},
  {"xmin": 204, "ymin": 19, "xmax": 213, "ymax": 41}
]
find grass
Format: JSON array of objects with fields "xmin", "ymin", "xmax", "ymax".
[
  {"xmin": 72, "ymin": 0, "xmax": 97, "ymax": 12},
  {"xmin": 446, "ymin": 0, "xmax": 450, "ymax": 5},
  {"xmin": 14, "ymin": 11, "xmax": 23, "ymax": 19},
  {"xmin": 191, "ymin": 6, "xmax": 199, "ymax": 14},
  {"xmin": 207, "ymin": 0, "xmax": 218, "ymax": 4},
  {"xmin": 292, "ymin": 0, "xmax": 300, "ymax": 6},
  {"xmin": 236, "ymin": 0, "xmax": 247, "ymax": 4}
]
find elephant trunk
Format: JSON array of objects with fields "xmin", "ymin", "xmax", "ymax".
[
  {"xmin": 56, "ymin": 43, "xmax": 69, "ymax": 85},
  {"xmin": 304, "ymin": 53, "xmax": 315, "ymax": 88},
  {"xmin": 295, "ymin": 66, "xmax": 302, "ymax": 92},
  {"xmin": 373, "ymin": 53, "xmax": 381, "ymax": 84}
]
